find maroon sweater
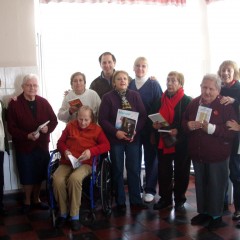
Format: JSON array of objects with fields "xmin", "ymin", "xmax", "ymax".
[
  {"xmin": 182, "ymin": 95, "xmax": 237, "ymax": 163},
  {"xmin": 7, "ymin": 93, "xmax": 58, "ymax": 153}
]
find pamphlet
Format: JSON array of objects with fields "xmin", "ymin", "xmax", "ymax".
[
  {"xmin": 148, "ymin": 113, "xmax": 169, "ymax": 127},
  {"xmin": 68, "ymin": 98, "xmax": 83, "ymax": 108},
  {"xmin": 115, "ymin": 109, "xmax": 139, "ymax": 138},
  {"xmin": 33, "ymin": 120, "xmax": 50, "ymax": 136},
  {"xmin": 195, "ymin": 106, "xmax": 212, "ymax": 123},
  {"xmin": 68, "ymin": 155, "xmax": 84, "ymax": 169}
]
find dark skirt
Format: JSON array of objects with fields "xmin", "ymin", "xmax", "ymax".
[{"xmin": 16, "ymin": 148, "xmax": 50, "ymax": 185}]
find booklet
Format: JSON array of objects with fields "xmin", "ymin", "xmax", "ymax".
[
  {"xmin": 33, "ymin": 120, "xmax": 50, "ymax": 135},
  {"xmin": 195, "ymin": 106, "xmax": 212, "ymax": 123},
  {"xmin": 68, "ymin": 155, "xmax": 85, "ymax": 169},
  {"xmin": 68, "ymin": 98, "xmax": 83, "ymax": 108},
  {"xmin": 148, "ymin": 113, "xmax": 169, "ymax": 127},
  {"xmin": 115, "ymin": 109, "xmax": 139, "ymax": 138}
]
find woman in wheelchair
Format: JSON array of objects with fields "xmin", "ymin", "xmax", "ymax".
[{"xmin": 52, "ymin": 106, "xmax": 110, "ymax": 231}]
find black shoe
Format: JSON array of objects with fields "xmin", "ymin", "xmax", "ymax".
[
  {"xmin": 130, "ymin": 203, "xmax": 148, "ymax": 211},
  {"xmin": 0, "ymin": 207, "xmax": 7, "ymax": 216},
  {"xmin": 70, "ymin": 220, "xmax": 81, "ymax": 231},
  {"xmin": 55, "ymin": 217, "xmax": 67, "ymax": 228},
  {"xmin": 33, "ymin": 202, "xmax": 49, "ymax": 210},
  {"xmin": 116, "ymin": 204, "xmax": 126, "ymax": 212},
  {"xmin": 175, "ymin": 202, "xmax": 185, "ymax": 211},
  {"xmin": 191, "ymin": 214, "xmax": 211, "ymax": 225},
  {"xmin": 21, "ymin": 204, "xmax": 31, "ymax": 214},
  {"xmin": 207, "ymin": 217, "xmax": 223, "ymax": 231},
  {"xmin": 153, "ymin": 200, "xmax": 172, "ymax": 210}
]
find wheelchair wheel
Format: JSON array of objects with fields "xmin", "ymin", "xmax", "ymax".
[{"xmin": 100, "ymin": 158, "xmax": 112, "ymax": 217}]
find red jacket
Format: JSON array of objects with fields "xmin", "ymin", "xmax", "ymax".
[
  {"xmin": 182, "ymin": 95, "xmax": 237, "ymax": 163},
  {"xmin": 57, "ymin": 120, "xmax": 110, "ymax": 166},
  {"xmin": 7, "ymin": 93, "xmax": 58, "ymax": 153}
]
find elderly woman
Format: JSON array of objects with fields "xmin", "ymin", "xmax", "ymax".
[
  {"xmin": 99, "ymin": 70, "xmax": 147, "ymax": 211},
  {"xmin": 151, "ymin": 71, "xmax": 191, "ymax": 211},
  {"xmin": 128, "ymin": 56, "xmax": 163, "ymax": 203},
  {"xmin": 217, "ymin": 60, "xmax": 240, "ymax": 218},
  {"xmin": 182, "ymin": 74, "xmax": 237, "ymax": 230},
  {"xmin": 0, "ymin": 79, "xmax": 9, "ymax": 216},
  {"xmin": 53, "ymin": 106, "xmax": 110, "ymax": 231},
  {"xmin": 7, "ymin": 74, "xmax": 58, "ymax": 214},
  {"xmin": 58, "ymin": 72, "xmax": 101, "ymax": 123}
]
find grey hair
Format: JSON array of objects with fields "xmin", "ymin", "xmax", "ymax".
[
  {"xmin": 21, "ymin": 74, "xmax": 39, "ymax": 86},
  {"xmin": 201, "ymin": 74, "xmax": 222, "ymax": 92}
]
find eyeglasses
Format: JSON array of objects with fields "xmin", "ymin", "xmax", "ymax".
[{"xmin": 25, "ymin": 84, "xmax": 38, "ymax": 88}]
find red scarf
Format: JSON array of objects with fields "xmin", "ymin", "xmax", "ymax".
[{"xmin": 158, "ymin": 87, "xmax": 184, "ymax": 154}]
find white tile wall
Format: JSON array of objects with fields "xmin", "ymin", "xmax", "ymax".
[{"xmin": 1, "ymin": 66, "xmax": 39, "ymax": 191}]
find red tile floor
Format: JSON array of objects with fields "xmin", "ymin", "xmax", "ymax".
[{"xmin": 0, "ymin": 175, "xmax": 240, "ymax": 240}]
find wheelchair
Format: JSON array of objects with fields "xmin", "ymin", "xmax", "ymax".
[{"xmin": 47, "ymin": 149, "xmax": 112, "ymax": 226}]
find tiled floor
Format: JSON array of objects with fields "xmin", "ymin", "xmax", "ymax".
[{"xmin": 0, "ymin": 175, "xmax": 240, "ymax": 240}]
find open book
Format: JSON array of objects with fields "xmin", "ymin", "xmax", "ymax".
[
  {"xmin": 68, "ymin": 154, "xmax": 85, "ymax": 169},
  {"xmin": 115, "ymin": 109, "xmax": 139, "ymax": 138},
  {"xmin": 195, "ymin": 106, "xmax": 212, "ymax": 123},
  {"xmin": 148, "ymin": 113, "xmax": 169, "ymax": 127},
  {"xmin": 33, "ymin": 120, "xmax": 50, "ymax": 135},
  {"xmin": 68, "ymin": 98, "xmax": 83, "ymax": 108}
]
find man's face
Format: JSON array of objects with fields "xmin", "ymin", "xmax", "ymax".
[{"xmin": 100, "ymin": 54, "xmax": 116, "ymax": 77}]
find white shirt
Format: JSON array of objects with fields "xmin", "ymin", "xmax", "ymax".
[{"xmin": 135, "ymin": 76, "xmax": 148, "ymax": 89}]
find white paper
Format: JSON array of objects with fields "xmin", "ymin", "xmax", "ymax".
[
  {"xmin": 158, "ymin": 129, "xmax": 171, "ymax": 133},
  {"xmin": 195, "ymin": 106, "xmax": 212, "ymax": 123},
  {"xmin": 148, "ymin": 113, "xmax": 169, "ymax": 127},
  {"xmin": 33, "ymin": 120, "xmax": 50, "ymax": 135},
  {"xmin": 68, "ymin": 155, "xmax": 82, "ymax": 169}
]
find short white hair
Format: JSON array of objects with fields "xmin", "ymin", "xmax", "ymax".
[{"xmin": 21, "ymin": 74, "xmax": 39, "ymax": 86}]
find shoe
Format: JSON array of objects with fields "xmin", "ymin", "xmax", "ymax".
[
  {"xmin": 236, "ymin": 220, "xmax": 240, "ymax": 228},
  {"xmin": 21, "ymin": 204, "xmax": 31, "ymax": 214},
  {"xmin": 175, "ymin": 202, "xmax": 185, "ymax": 211},
  {"xmin": 33, "ymin": 202, "xmax": 49, "ymax": 210},
  {"xmin": 70, "ymin": 220, "xmax": 81, "ymax": 231},
  {"xmin": 130, "ymin": 203, "xmax": 148, "ymax": 211},
  {"xmin": 153, "ymin": 200, "xmax": 172, "ymax": 210},
  {"xmin": 207, "ymin": 217, "xmax": 223, "ymax": 231},
  {"xmin": 191, "ymin": 214, "xmax": 211, "ymax": 225},
  {"xmin": 144, "ymin": 193, "xmax": 154, "ymax": 203},
  {"xmin": 55, "ymin": 217, "xmax": 67, "ymax": 228},
  {"xmin": 232, "ymin": 211, "xmax": 240, "ymax": 220},
  {"xmin": 116, "ymin": 204, "xmax": 126, "ymax": 212},
  {"xmin": 0, "ymin": 207, "xmax": 7, "ymax": 216}
]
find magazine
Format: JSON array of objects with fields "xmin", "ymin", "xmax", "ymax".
[
  {"xmin": 33, "ymin": 120, "xmax": 50, "ymax": 136},
  {"xmin": 115, "ymin": 109, "xmax": 139, "ymax": 138},
  {"xmin": 148, "ymin": 113, "xmax": 169, "ymax": 127},
  {"xmin": 68, "ymin": 154, "xmax": 85, "ymax": 169},
  {"xmin": 68, "ymin": 98, "xmax": 83, "ymax": 108},
  {"xmin": 195, "ymin": 106, "xmax": 212, "ymax": 123}
]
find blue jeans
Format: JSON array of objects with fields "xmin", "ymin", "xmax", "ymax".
[
  {"xmin": 139, "ymin": 134, "xmax": 158, "ymax": 195},
  {"xmin": 110, "ymin": 140, "xmax": 142, "ymax": 205},
  {"xmin": 229, "ymin": 153, "xmax": 240, "ymax": 211}
]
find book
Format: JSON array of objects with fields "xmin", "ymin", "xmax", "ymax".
[
  {"xmin": 33, "ymin": 120, "xmax": 50, "ymax": 136},
  {"xmin": 195, "ymin": 106, "xmax": 212, "ymax": 123},
  {"xmin": 115, "ymin": 109, "xmax": 139, "ymax": 138},
  {"xmin": 148, "ymin": 113, "xmax": 169, "ymax": 127},
  {"xmin": 68, "ymin": 98, "xmax": 83, "ymax": 108}
]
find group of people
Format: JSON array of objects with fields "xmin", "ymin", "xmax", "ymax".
[{"xmin": 1, "ymin": 52, "xmax": 240, "ymax": 232}]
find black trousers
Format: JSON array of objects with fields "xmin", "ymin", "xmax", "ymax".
[
  {"xmin": 0, "ymin": 151, "xmax": 4, "ymax": 208},
  {"xmin": 157, "ymin": 149, "xmax": 191, "ymax": 204}
]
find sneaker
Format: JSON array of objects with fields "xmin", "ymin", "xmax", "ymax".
[
  {"xmin": 207, "ymin": 217, "xmax": 223, "ymax": 231},
  {"xmin": 55, "ymin": 217, "xmax": 67, "ymax": 228},
  {"xmin": 144, "ymin": 193, "xmax": 154, "ymax": 203},
  {"xmin": 191, "ymin": 214, "xmax": 211, "ymax": 225},
  {"xmin": 153, "ymin": 199, "xmax": 172, "ymax": 210},
  {"xmin": 70, "ymin": 220, "xmax": 81, "ymax": 231},
  {"xmin": 232, "ymin": 211, "xmax": 240, "ymax": 220}
]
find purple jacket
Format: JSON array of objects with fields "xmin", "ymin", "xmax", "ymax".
[
  {"xmin": 98, "ymin": 89, "xmax": 147, "ymax": 144},
  {"xmin": 182, "ymin": 95, "xmax": 237, "ymax": 163}
]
